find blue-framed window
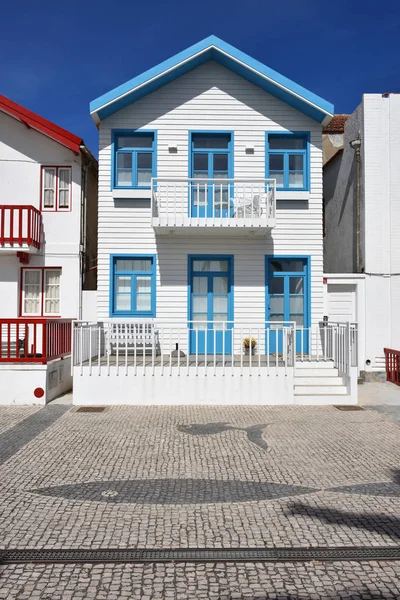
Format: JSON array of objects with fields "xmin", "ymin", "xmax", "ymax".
[
  {"xmin": 266, "ymin": 132, "xmax": 309, "ymax": 191},
  {"xmin": 113, "ymin": 131, "xmax": 156, "ymax": 189},
  {"xmin": 110, "ymin": 255, "xmax": 156, "ymax": 317}
]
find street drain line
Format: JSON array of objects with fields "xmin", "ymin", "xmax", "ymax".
[{"xmin": 1, "ymin": 547, "xmax": 400, "ymax": 565}]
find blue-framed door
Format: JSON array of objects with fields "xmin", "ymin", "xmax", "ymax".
[
  {"xmin": 190, "ymin": 133, "xmax": 233, "ymax": 218},
  {"xmin": 189, "ymin": 256, "xmax": 233, "ymax": 355},
  {"xmin": 266, "ymin": 257, "xmax": 310, "ymax": 354}
]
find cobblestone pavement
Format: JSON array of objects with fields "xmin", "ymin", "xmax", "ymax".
[
  {"xmin": 0, "ymin": 406, "xmax": 39, "ymax": 435},
  {"xmin": 1, "ymin": 561, "xmax": 400, "ymax": 599},
  {"xmin": 0, "ymin": 404, "xmax": 400, "ymax": 597}
]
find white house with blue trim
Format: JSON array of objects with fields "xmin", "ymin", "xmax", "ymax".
[{"xmin": 72, "ymin": 36, "xmax": 358, "ymax": 405}]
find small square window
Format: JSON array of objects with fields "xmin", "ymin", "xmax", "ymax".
[
  {"xmin": 266, "ymin": 134, "xmax": 308, "ymax": 191},
  {"xmin": 112, "ymin": 256, "xmax": 156, "ymax": 316},
  {"xmin": 114, "ymin": 132, "xmax": 155, "ymax": 189}
]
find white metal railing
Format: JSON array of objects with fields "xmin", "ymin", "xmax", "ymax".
[
  {"xmin": 151, "ymin": 178, "xmax": 276, "ymax": 227},
  {"xmin": 72, "ymin": 321, "xmax": 358, "ymax": 377},
  {"xmin": 295, "ymin": 321, "xmax": 358, "ymax": 376}
]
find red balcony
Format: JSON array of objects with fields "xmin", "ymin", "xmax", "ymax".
[
  {"xmin": 0, "ymin": 319, "xmax": 72, "ymax": 364},
  {"xmin": 0, "ymin": 205, "xmax": 42, "ymax": 252}
]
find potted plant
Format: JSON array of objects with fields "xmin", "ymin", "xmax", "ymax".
[{"xmin": 243, "ymin": 337, "xmax": 257, "ymax": 356}]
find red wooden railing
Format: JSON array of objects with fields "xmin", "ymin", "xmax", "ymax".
[
  {"xmin": 384, "ymin": 348, "xmax": 400, "ymax": 385},
  {"xmin": 0, "ymin": 205, "xmax": 42, "ymax": 249},
  {"xmin": 0, "ymin": 319, "xmax": 72, "ymax": 364}
]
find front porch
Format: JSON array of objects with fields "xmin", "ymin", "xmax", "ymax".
[{"xmin": 72, "ymin": 321, "xmax": 358, "ymax": 406}]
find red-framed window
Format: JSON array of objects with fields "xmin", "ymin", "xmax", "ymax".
[
  {"xmin": 41, "ymin": 166, "xmax": 72, "ymax": 211},
  {"xmin": 20, "ymin": 267, "xmax": 62, "ymax": 317}
]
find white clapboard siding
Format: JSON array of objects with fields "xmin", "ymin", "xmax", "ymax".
[{"xmin": 97, "ymin": 61, "xmax": 323, "ymax": 326}]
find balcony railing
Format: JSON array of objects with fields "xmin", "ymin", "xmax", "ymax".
[
  {"xmin": 0, "ymin": 205, "xmax": 42, "ymax": 250},
  {"xmin": 0, "ymin": 318, "xmax": 72, "ymax": 364},
  {"xmin": 151, "ymin": 178, "xmax": 276, "ymax": 231}
]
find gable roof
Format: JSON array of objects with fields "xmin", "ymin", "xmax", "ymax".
[
  {"xmin": 0, "ymin": 94, "xmax": 84, "ymax": 155},
  {"xmin": 90, "ymin": 36, "xmax": 334, "ymax": 125}
]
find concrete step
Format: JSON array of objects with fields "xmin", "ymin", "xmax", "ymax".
[
  {"xmin": 294, "ymin": 385, "xmax": 348, "ymax": 395},
  {"xmin": 294, "ymin": 376, "xmax": 344, "ymax": 386},
  {"xmin": 295, "ymin": 395, "xmax": 353, "ymax": 405},
  {"xmin": 295, "ymin": 368, "xmax": 340, "ymax": 377},
  {"xmin": 295, "ymin": 361, "xmax": 336, "ymax": 369}
]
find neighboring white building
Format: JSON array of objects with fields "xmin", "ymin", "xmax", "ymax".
[
  {"xmin": 0, "ymin": 95, "xmax": 98, "ymax": 404},
  {"xmin": 323, "ymin": 93, "xmax": 400, "ymax": 372},
  {"xmin": 72, "ymin": 36, "xmax": 358, "ymax": 405}
]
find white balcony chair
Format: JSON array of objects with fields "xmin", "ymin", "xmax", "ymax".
[{"xmin": 234, "ymin": 194, "xmax": 265, "ymax": 218}]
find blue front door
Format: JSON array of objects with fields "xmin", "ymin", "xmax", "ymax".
[
  {"xmin": 189, "ymin": 257, "xmax": 233, "ymax": 355},
  {"xmin": 266, "ymin": 258, "xmax": 309, "ymax": 354},
  {"xmin": 190, "ymin": 133, "xmax": 233, "ymax": 218}
]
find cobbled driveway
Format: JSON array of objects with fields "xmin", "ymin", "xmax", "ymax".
[{"xmin": 0, "ymin": 404, "xmax": 400, "ymax": 598}]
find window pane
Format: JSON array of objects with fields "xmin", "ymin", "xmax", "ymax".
[
  {"xmin": 24, "ymin": 270, "xmax": 41, "ymax": 314},
  {"xmin": 290, "ymin": 314, "xmax": 304, "ymax": 327},
  {"xmin": 213, "ymin": 315, "xmax": 228, "ymax": 329},
  {"xmin": 43, "ymin": 168, "xmax": 56, "ymax": 208},
  {"xmin": 116, "ymin": 276, "xmax": 131, "ymax": 293},
  {"xmin": 117, "ymin": 135, "xmax": 153, "ymax": 148},
  {"xmin": 44, "ymin": 270, "xmax": 60, "ymax": 314},
  {"xmin": 269, "ymin": 136, "xmax": 306, "ymax": 150},
  {"xmin": 193, "ymin": 260, "xmax": 228, "ymax": 272},
  {"xmin": 193, "ymin": 154, "xmax": 208, "ymax": 170},
  {"xmin": 116, "ymin": 259, "xmax": 152, "ymax": 272},
  {"xmin": 269, "ymin": 154, "xmax": 284, "ymax": 170},
  {"xmin": 213, "ymin": 154, "xmax": 228, "ymax": 171},
  {"xmin": 117, "ymin": 170, "xmax": 132, "ymax": 185},
  {"xmin": 290, "ymin": 296, "xmax": 304, "ymax": 313},
  {"xmin": 192, "ymin": 314, "xmax": 208, "ymax": 330},
  {"xmin": 289, "ymin": 155, "xmax": 304, "ymax": 170},
  {"xmin": 213, "ymin": 296, "xmax": 228, "ymax": 313},
  {"xmin": 270, "ymin": 259, "xmax": 305, "ymax": 272},
  {"xmin": 269, "ymin": 277, "xmax": 284, "ymax": 294},
  {"xmin": 193, "ymin": 135, "xmax": 230, "ymax": 149},
  {"xmin": 116, "ymin": 294, "xmax": 131, "ymax": 310},
  {"xmin": 136, "ymin": 294, "xmax": 151, "ymax": 310},
  {"xmin": 270, "ymin": 296, "xmax": 284, "ymax": 313},
  {"xmin": 137, "ymin": 153, "xmax": 152, "ymax": 169},
  {"xmin": 44, "ymin": 168, "xmax": 56, "ymax": 188},
  {"xmin": 136, "ymin": 276, "xmax": 151, "ymax": 292},
  {"xmin": 25, "ymin": 270, "xmax": 41, "ymax": 285},
  {"xmin": 213, "ymin": 277, "xmax": 228, "ymax": 294},
  {"xmin": 137, "ymin": 170, "xmax": 152, "ymax": 186},
  {"xmin": 289, "ymin": 172, "xmax": 304, "ymax": 188},
  {"xmin": 193, "ymin": 277, "xmax": 207, "ymax": 294},
  {"xmin": 270, "ymin": 314, "xmax": 284, "ymax": 322},
  {"xmin": 270, "ymin": 172, "xmax": 284, "ymax": 187},
  {"xmin": 58, "ymin": 190, "xmax": 69, "ymax": 208},
  {"xmin": 193, "ymin": 296, "xmax": 207, "ymax": 312},
  {"xmin": 290, "ymin": 277, "xmax": 304, "ymax": 294},
  {"xmin": 117, "ymin": 154, "xmax": 132, "ymax": 168}
]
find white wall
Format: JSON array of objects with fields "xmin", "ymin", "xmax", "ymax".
[
  {"xmin": 323, "ymin": 94, "xmax": 400, "ymax": 369},
  {"xmin": 97, "ymin": 61, "xmax": 324, "ymax": 328},
  {"xmin": 0, "ymin": 112, "xmax": 83, "ymax": 319}
]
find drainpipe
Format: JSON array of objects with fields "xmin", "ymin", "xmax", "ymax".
[{"xmin": 349, "ymin": 135, "xmax": 362, "ymax": 273}]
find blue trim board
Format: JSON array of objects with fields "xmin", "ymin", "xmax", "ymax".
[
  {"xmin": 265, "ymin": 131, "xmax": 310, "ymax": 192},
  {"xmin": 111, "ymin": 129, "xmax": 157, "ymax": 192},
  {"xmin": 109, "ymin": 254, "xmax": 157, "ymax": 318},
  {"xmin": 90, "ymin": 36, "xmax": 334, "ymax": 123}
]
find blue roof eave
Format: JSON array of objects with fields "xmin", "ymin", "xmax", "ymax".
[{"xmin": 90, "ymin": 35, "xmax": 334, "ymax": 124}]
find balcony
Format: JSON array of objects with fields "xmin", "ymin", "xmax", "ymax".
[
  {"xmin": 0, "ymin": 318, "xmax": 72, "ymax": 364},
  {"xmin": 0, "ymin": 205, "xmax": 42, "ymax": 253},
  {"xmin": 151, "ymin": 178, "xmax": 276, "ymax": 236}
]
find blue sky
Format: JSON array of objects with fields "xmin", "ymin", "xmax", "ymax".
[{"xmin": 1, "ymin": 0, "xmax": 399, "ymax": 154}]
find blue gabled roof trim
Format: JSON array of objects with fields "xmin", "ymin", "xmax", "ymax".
[{"xmin": 90, "ymin": 35, "xmax": 334, "ymax": 124}]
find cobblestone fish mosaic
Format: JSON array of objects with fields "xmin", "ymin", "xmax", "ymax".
[
  {"xmin": 29, "ymin": 479, "xmax": 318, "ymax": 504},
  {"xmin": 177, "ymin": 422, "xmax": 269, "ymax": 451}
]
